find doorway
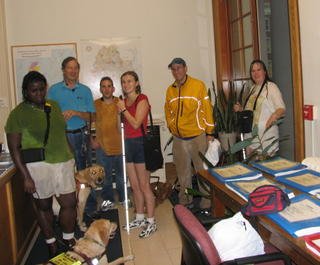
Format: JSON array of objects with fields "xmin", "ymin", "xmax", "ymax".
[{"xmin": 212, "ymin": 0, "xmax": 304, "ymax": 161}]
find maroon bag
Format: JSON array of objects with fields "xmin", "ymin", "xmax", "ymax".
[{"xmin": 241, "ymin": 185, "xmax": 291, "ymax": 216}]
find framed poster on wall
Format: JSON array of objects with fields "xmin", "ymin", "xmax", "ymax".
[
  {"xmin": 79, "ymin": 37, "xmax": 142, "ymax": 99},
  {"xmin": 11, "ymin": 43, "xmax": 77, "ymax": 104}
]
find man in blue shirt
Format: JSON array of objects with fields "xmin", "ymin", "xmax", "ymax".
[{"xmin": 48, "ymin": 57, "xmax": 95, "ymax": 170}]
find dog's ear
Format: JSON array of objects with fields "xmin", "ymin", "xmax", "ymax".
[
  {"xmin": 97, "ymin": 220, "xmax": 111, "ymax": 244},
  {"xmin": 110, "ymin": 222, "xmax": 117, "ymax": 233},
  {"xmin": 75, "ymin": 169, "xmax": 87, "ymax": 183}
]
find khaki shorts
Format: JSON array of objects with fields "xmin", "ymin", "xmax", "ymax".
[{"xmin": 26, "ymin": 159, "xmax": 76, "ymax": 199}]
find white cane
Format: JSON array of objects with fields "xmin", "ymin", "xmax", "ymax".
[
  {"xmin": 119, "ymin": 97, "xmax": 136, "ymax": 264},
  {"xmin": 119, "ymin": 97, "xmax": 130, "ymax": 233},
  {"xmin": 240, "ymin": 132, "xmax": 247, "ymax": 160}
]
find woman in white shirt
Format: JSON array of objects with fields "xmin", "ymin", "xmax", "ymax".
[{"xmin": 234, "ymin": 59, "xmax": 286, "ymax": 155}]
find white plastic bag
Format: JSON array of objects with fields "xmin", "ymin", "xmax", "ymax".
[
  {"xmin": 203, "ymin": 139, "xmax": 222, "ymax": 169},
  {"xmin": 208, "ymin": 212, "xmax": 265, "ymax": 262}
]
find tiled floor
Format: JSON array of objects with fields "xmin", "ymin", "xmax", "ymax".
[{"xmin": 117, "ymin": 199, "xmax": 182, "ymax": 265}]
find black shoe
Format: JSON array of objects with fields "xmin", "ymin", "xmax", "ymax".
[
  {"xmin": 199, "ymin": 208, "xmax": 211, "ymax": 216},
  {"xmin": 84, "ymin": 211, "xmax": 101, "ymax": 222},
  {"xmin": 47, "ymin": 242, "xmax": 58, "ymax": 258}
]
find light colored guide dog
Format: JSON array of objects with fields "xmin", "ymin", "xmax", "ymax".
[
  {"xmin": 46, "ymin": 219, "xmax": 134, "ymax": 265},
  {"xmin": 52, "ymin": 165, "xmax": 105, "ymax": 231},
  {"xmin": 75, "ymin": 165, "xmax": 105, "ymax": 231}
]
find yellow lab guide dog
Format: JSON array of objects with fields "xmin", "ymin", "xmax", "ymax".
[
  {"xmin": 75, "ymin": 165, "xmax": 105, "ymax": 231},
  {"xmin": 47, "ymin": 219, "xmax": 134, "ymax": 265},
  {"xmin": 52, "ymin": 165, "xmax": 105, "ymax": 231}
]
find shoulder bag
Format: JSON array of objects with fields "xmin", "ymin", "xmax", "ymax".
[
  {"xmin": 238, "ymin": 81, "xmax": 266, "ymax": 133},
  {"xmin": 140, "ymin": 109, "xmax": 164, "ymax": 172},
  {"xmin": 241, "ymin": 184, "xmax": 291, "ymax": 216}
]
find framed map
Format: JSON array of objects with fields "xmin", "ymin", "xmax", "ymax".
[
  {"xmin": 11, "ymin": 43, "xmax": 77, "ymax": 104},
  {"xmin": 79, "ymin": 38, "xmax": 142, "ymax": 99}
]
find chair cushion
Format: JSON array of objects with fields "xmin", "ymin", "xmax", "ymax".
[{"xmin": 174, "ymin": 204, "xmax": 221, "ymax": 265}]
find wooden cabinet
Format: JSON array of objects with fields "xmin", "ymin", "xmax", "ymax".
[
  {"xmin": 0, "ymin": 168, "xmax": 37, "ymax": 265},
  {"xmin": 0, "ymin": 182, "xmax": 15, "ymax": 264}
]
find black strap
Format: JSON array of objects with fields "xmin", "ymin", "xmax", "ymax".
[
  {"xmin": 243, "ymin": 80, "xmax": 267, "ymax": 110},
  {"xmin": 43, "ymin": 103, "xmax": 51, "ymax": 146},
  {"xmin": 140, "ymin": 110, "xmax": 153, "ymax": 136},
  {"xmin": 133, "ymin": 94, "xmax": 153, "ymax": 136}
]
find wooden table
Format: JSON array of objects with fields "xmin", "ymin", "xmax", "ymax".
[{"xmin": 198, "ymin": 169, "xmax": 320, "ymax": 265}]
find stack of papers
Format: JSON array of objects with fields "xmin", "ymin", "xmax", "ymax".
[
  {"xmin": 250, "ymin": 157, "xmax": 306, "ymax": 177},
  {"xmin": 267, "ymin": 194, "xmax": 320, "ymax": 237},
  {"xmin": 276, "ymin": 169, "xmax": 320, "ymax": 196},
  {"xmin": 226, "ymin": 177, "xmax": 295, "ymax": 201},
  {"xmin": 208, "ymin": 162, "xmax": 262, "ymax": 183}
]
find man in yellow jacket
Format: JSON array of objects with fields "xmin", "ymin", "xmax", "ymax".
[{"xmin": 165, "ymin": 57, "xmax": 214, "ymax": 209}]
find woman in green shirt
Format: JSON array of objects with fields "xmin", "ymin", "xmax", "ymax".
[{"xmin": 5, "ymin": 71, "xmax": 76, "ymax": 258}]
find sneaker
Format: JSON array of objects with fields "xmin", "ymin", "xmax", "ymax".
[
  {"xmin": 139, "ymin": 221, "xmax": 157, "ymax": 238},
  {"xmin": 100, "ymin": 200, "xmax": 115, "ymax": 212},
  {"xmin": 123, "ymin": 218, "xmax": 146, "ymax": 230}
]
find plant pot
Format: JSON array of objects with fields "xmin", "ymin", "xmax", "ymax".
[{"xmin": 218, "ymin": 132, "xmax": 237, "ymax": 151}]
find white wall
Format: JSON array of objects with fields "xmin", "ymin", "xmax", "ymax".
[
  {"xmin": 4, "ymin": 0, "xmax": 216, "ymax": 117},
  {"xmin": 298, "ymin": 0, "xmax": 320, "ymax": 157},
  {"xmin": 4, "ymin": 0, "xmax": 319, "ymax": 158}
]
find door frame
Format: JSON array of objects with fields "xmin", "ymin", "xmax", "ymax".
[{"xmin": 212, "ymin": 0, "xmax": 304, "ymax": 161}]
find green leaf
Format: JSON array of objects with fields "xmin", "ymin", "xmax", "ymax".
[
  {"xmin": 251, "ymin": 125, "xmax": 259, "ymax": 137},
  {"xmin": 185, "ymin": 188, "xmax": 210, "ymax": 199},
  {"xmin": 261, "ymin": 137, "xmax": 279, "ymax": 155},
  {"xmin": 199, "ymin": 151, "xmax": 214, "ymax": 168},
  {"xmin": 230, "ymin": 139, "xmax": 253, "ymax": 153}
]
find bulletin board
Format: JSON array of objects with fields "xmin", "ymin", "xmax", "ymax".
[{"xmin": 11, "ymin": 43, "xmax": 77, "ymax": 104}]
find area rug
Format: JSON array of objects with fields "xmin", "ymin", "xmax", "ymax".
[{"xmin": 25, "ymin": 208, "xmax": 123, "ymax": 265}]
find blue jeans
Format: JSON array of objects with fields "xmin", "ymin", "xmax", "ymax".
[
  {"xmin": 85, "ymin": 148, "xmax": 125, "ymax": 214},
  {"xmin": 66, "ymin": 129, "xmax": 89, "ymax": 170}
]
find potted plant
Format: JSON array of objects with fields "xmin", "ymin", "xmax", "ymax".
[
  {"xmin": 211, "ymin": 81, "xmax": 238, "ymax": 152},
  {"xmin": 230, "ymin": 119, "xmax": 288, "ymax": 162}
]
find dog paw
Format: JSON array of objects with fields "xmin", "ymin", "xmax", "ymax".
[{"xmin": 79, "ymin": 223, "xmax": 87, "ymax": 232}]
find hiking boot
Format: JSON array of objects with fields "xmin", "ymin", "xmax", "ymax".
[
  {"xmin": 139, "ymin": 221, "xmax": 157, "ymax": 238},
  {"xmin": 123, "ymin": 218, "xmax": 146, "ymax": 230}
]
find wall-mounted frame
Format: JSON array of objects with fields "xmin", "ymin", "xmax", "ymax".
[{"xmin": 11, "ymin": 43, "xmax": 77, "ymax": 104}]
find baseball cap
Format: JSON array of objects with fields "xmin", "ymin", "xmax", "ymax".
[{"xmin": 168, "ymin": 57, "xmax": 186, "ymax": 68}]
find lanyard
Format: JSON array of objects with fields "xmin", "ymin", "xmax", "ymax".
[{"xmin": 243, "ymin": 80, "xmax": 267, "ymax": 110}]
